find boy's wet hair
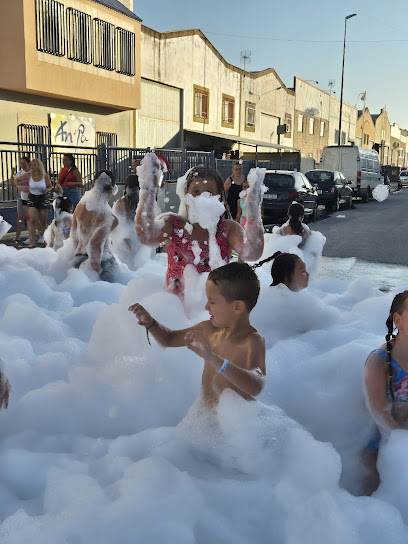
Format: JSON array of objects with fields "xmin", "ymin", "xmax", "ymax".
[
  {"xmin": 124, "ymin": 174, "xmax": 140, "ymax": 218},
  {"xmin": 288, "ymin": 202, "xmax": 304, "ymax": 236},
  {"xmin": 386, "ymin": 291, "xmax": 408, "ymax": 400},
  {"xmin": 186, "ymin": 165, "xmax": 225, "ymax": 199},
  {"xmin": 55, "ymin": 195, "xmax": 73, "ymax": 214},
  {"xmin": 253, "ymin": 251, "xmax": 301, "ymax": 287},
  {"xmin": 208, "ymin": 262, "xmax": 260, "ymax": 311}
]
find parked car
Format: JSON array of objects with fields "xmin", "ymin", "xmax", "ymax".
[
  {"xmin": 321, "ymin": 146, "xmax": 382, "ymax": 202},
  {"xmin": 305, "ymin": 170, "xmax": 353, "ymax": 211},
  {"xmin": 400, "ymin": 170, "xmax": 408, "ymax": 187},
  {"xmin": 262, "ymin": 170, "xmax": 318, "ymax": 222}
]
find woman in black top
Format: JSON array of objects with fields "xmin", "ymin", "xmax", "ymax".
[{"xmin": 224, "ymin": 162, "xmax": 246, "ymax": 220}]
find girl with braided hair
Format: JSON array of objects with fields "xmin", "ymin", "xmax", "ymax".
[
  {"xmin": 278, "ymin": 203, "xmax": 311, "ymax": 249},
  {"xmin": 363, "ymin": 291, "xmax": 408, "ymax": 494},
  {"xmin": 253, "ymin": 251, "xmax": 309, "ymax": 292}
]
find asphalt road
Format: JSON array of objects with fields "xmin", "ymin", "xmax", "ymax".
[{"xmin": 310, "ymin": 188, "xmax": 408, "ymax": 265}]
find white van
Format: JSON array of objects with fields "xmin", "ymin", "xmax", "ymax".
[{"xmin": 321, "ymin": 146, "xmax": 382, "ymax": 202}]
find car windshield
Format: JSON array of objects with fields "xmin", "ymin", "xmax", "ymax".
[
  {"xmin": 306, "ymin": 171, "xmax": 334, "ymax": 186},
  {"xmin": 263, "ymin": 173, "xmax": 294, "ymax": 189},
  {"xmin": 401, "ymin": 171, "xmax": 408, "ymax": 176}
]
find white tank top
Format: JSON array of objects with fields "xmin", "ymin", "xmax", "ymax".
[{"xmin": 29, "ymin": 176, "xmax": 46, "ymax": 195}]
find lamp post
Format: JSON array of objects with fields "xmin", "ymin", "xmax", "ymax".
[{"xmin": 338, "ymin": 13, "xmax": 357, "ymax": 146}]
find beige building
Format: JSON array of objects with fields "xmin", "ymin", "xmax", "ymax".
[
  {"xmin": 140, "ymin": 27, "xmax": 296, "ymax": 155},
  {"xmin": 293, "ymin": 78, "xmax": 357, "ymax": 162},
  {"xmin": 356, "ymin": 108, "xmax": 376, "ymax": 149},
  {"xmin": 372, "ymin": 108, "xmax": 391, "ymax": 165},
  {"xmin": 390, "ymin": 123, "xmax": 406, "ymax": 168},
  {"xmin": 0, "ymin": 0, "xmax": 141, "ymax": 148}
]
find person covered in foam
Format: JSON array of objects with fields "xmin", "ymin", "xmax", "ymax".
[
  {"xmin": 276, "ymin": 202, "xmax": 311, "ymax": 249},
  {"xmin": 135, "ymin": 153, "xmax": 265, "ymax": 297},
  {"xmin": 253, "ymin": 251, "xmax": 309, "ymax": 292},
  {"xmin": 47, "ymin": 195, "xmax": 73, "ymax": 250},
  {"xmin": 363, "ymin": 291, "xmax": 408, "ymax": 495},
  {"xmin": 129, "ymin": 262, "xmax": 266, "ymax": 407},
  {"xmin": 111, "ymin": 174, "xmax": 149, "ymax": 271},
  {"xmin": 69, "ymin": 170, "xmax": 119, "ymax": 282}
]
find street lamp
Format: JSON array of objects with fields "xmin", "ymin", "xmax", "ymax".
[{"xmin": 338, "ymin": 13, "xmax": 357, "ymax": 146}]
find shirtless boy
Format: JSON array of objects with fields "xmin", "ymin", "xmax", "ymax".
[
  {"xmin": 70, "ymin": 170, "xmax": 119, "ymax": 281},
  {"xmin": 128, "ymin": 262, "xmax": 266, "ymax": 406}
]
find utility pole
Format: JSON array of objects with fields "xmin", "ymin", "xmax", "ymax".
[
  {"xmin": 338, "ymin": 14, "xmax": 357, "ymax": 145},
  {"xmin": 360, "ymin": 91, "xmax": 366, "ymax": 147}
]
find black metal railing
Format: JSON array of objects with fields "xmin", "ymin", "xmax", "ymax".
[
  {"xmin": 35, "ymin": 0, "xmax": 66, "ymax": 57},
  {"xmin": 116, "ymin": 28, "xmax": 135, "ymax": 76},
  {"xmin": 93, "ymin": 19, "xmax": 116, "ymax": 71},
  {"xmin": 67, "ymin": 8, "xmax": 92, "ymax": 64}
]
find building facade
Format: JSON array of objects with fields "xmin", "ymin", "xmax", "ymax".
[
  {"xmin": 372, "ymin": 108, "xmax": 391, "ymax": 165},
  {"xmin": 356, "ymin": 108, "xmax": 376, "ymax": 149},
  {"xmin": 0, "ymin": 0, "xmax": 142, "ymax": 148}
]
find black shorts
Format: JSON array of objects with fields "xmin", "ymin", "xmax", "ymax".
[
  {"xmin": 28, "ymin": 193, "xmax": 49, "ymax": 210},
  {"xmin": 73, "ymin": 253, "xmax": 119, "ymax": 283}
]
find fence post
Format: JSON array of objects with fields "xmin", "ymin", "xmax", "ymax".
[{"xmin": 97, "ymin": 144, "xmax": 107, "ymax": 171}]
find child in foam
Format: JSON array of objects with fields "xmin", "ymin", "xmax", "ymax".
[
  {"xmin": 277, "ymin": 202, "xmax": 311, "ymax": 249},
  {"xmin": 135, "ymin": 153, "xmax": 265, "ymax": 298},
  {"xmin": 0, "ymin": 361, "xmax": 11, "ymax": 410},
  {"xmin": 111, "ymin": 174, "xmax": 149, "ymax": 271},
  {"xmin": 47, "ymin": 195, "xmax": 73, "ymax": 250},
  {"xmin": 128, "ymin": 262, "xmax": 266, "ymax": 407},
  {"xmin": 363, "ymin": 291, "xmax": 408, "ymax": 494},
  {"xmin": 235, "ymin": 179, "xmax": 249, "ymax": 227},
  {"xmin": 253, "ymin": 251, "xmax": 309, "ymax": 292},
  {"xmin": 70, "ymin": 170, "xmax": 119, "ymax": 282}
]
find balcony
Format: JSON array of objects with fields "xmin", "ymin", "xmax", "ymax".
[{"xmin": 0, "ymin": 0, "xmax": 141, "ymax": 110}]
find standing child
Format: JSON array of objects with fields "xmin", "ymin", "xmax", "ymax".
[
  {"xmin": 363, "ymin": 291, "xmax": 408, "ymax": 494},
  {"xmin": 48, "ymin": 195, "xmax": 73, "ymax": 250},
  {"xmin": 236, "ymin": 179, "xmax": 249, "ymax": 227},
  {"xmin": 279, "ymin": 202, "xmax": 311, "ymax": 248},
  {"xmin": 253, "ymin": 251, "xmax": 309, "ymax": 292},
  {"xmin": 128, "ymin": 262, "xmax": 266, "ymax": 407}
]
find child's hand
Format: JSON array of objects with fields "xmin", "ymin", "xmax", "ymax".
[
  {"xmin": 11, "ymin": 167, "xmax": 16, "ymax": 175},
  {"xmin": 128, "ymin": 303, "xmax": 154, "ymax": 328},
  {"xmin": 0, "ymin": 373, "xmax": 10, "ymax": 410},
  {"xmin": 185, "ymin": 330, "xmax": 213, "ymax": 360}
]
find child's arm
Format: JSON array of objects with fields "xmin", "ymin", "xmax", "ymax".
[
  {"xmin": 128, "ymin": 303, "xmax": 204, "ymax": 348},
  {"xmin": 185, "ymin": 330, "xmax": 266, "ymax": 397},
  {"xmin": 364, "ymin": 353, "xmax": 399, "ymax": 436}
]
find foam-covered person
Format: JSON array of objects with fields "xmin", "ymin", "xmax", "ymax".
[
  {"xmin": 47, "ymin": 195, "xmax": 73, "ymax": 251},
  {"xmin": 253, "ymin": 251, "xmax": 309, "ymax": 292},
  {"xmin": 0, "ymin": 361, "xmax": 11, "ymax": 410},
  {"xmin": 278, "ymin": 202, "xmax": 311, "ymax": 249},
  {"xmin": 135, "ymin": 153, "xmax": 265, "ymax": 298},
  {"xmin": 111, "ymin": 174, "xmax": 149, "ymax": 270},
  {"xmin": 70, "ymin": 170, "xmax": 119, "ymax": 282},
  {"xmin": 363, "ymin": 291, "xmax": 408, "ymax": 494}
]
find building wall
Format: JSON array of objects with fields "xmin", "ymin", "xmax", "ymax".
[
  {"xmin": 0, "ymin": 0, "xmax": 141, "ymax": 111},
  {"xmin": 374, "ymin": 109, "xmax": 391, "ymax": 164},
  {"xmin": 141, "ymin": 27, "xmax": 295, "ymax": 151},
  {"xmin": 356, "ymin": 108, "xmax": 375, "ymax": 148}
]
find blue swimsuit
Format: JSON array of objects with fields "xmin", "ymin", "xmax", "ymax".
[{"xmin": 367, "ymin": 348, "xmax": 408, "ymax": 450}]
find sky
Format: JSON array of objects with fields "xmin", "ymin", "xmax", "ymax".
[{"xmin": 134, "ymin": 0, "xmax": 408, "ymax": 130}]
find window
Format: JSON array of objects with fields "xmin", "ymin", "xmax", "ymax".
[
  {"xmin": 96, "ymin": 132, "xmax": 118, "ymax": 147},
  {"xmin": 67, "ymin": 8, "xmax": 92, "ymax": 64},
  {"xmin": 284, "ymin": 114, "xmax": 292, "ymax": 137},
  {"xmin": 297, "ymin": 114, "xmax": 303, "ymax": 132},
  {"xmin": 320, "ymin": 121, "xmax": 325, "ymax": 137},
  {"xmin": 334, "ymin": 129, "xmax": 339, "ymax": 144},
  {"xmin": 17, "ymin": 123, "xmax": 50, "ymax": 146},
  {"xmin": 116, "ymin": 28, "xmax": 136, "ymax": 76},
  {"xmin": 309, "ymin": 118, "xmax": 315, "ymax": 135},
  {"xmin": 245, "ymin": 101, "xmax": 256, "ymax": 130},
  {"xmin": 193, "ymin": 85, "xmax": 209, "ymax": 123},
  {"xmin": 222, "ymin": 95, "xmax": 235, "ymax": 126},
  {"xmin": 35, "ymin": 0, "xmax": 66, "ymax": 57},
  {"xmin": 364, "ymin": 134, "xmax": 369, "ymax": 145},
  {"xmin": 341, "ymin": 131, "xmax": 346, "ymax": 145},
  {"xmin": 93, "ymin": 19, "xmax": 116, "ymax": 71}
]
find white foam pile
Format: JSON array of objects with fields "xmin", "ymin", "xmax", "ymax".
[
  {"xmin": 0, "ymin": 216, "xmax": 11, "ymax": 240},
  {"xmin": 1, "ymin": 236, "xmax": 408, "ymax": 542}
]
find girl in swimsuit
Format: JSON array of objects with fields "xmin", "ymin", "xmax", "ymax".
[
  {"xmin": 48, "ymin": 195, "xmax": 73, "ymax": 250},
  {"xmin": 363, "ymin": 291, "xmax": 408, "ymax": 494},
  {"xmin": 253, "ymin": 251, "xmax": 309, "ymax": 292},
  {"xmin": 279, "ymin": 202, "xmax": 311, "ymax": 249},
  {"xmin": 135, "ymin": 155, "xmax": 265, "ymax": 298},
  {"xmin": 224, "ymin": 162, "xmax": 246, "ymax": 220}
]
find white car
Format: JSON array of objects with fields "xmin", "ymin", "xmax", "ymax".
[{"xmin": 400, "ymin": 170, "xmax": 408, "ymax": 187}]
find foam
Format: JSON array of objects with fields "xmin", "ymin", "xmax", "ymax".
[{"xmin": 0, "ymin": 236, "xmax": 408, "ymax": 541}]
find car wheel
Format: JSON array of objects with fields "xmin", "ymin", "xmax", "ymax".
[
  {"xmin": 362, "ymin": 190, "xmax": 369, "ymax": 203},
  {"xmin": 332, "ymin": 195, "xmax": 340, "ymax": 212},
  {"xmin": 348, "ymin": 195, "xmax": 353, "ymax": 209},
  {"xmin": 310, "ymin": 203, "xmax": 318, "ymax": 222}
]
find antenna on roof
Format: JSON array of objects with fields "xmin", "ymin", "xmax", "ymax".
[{"xmin": 240, "ymin": 50, "xmax": 251, "ymax": 72}]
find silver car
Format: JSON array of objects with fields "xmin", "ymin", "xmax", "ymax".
[{"xmin": 400, "ymin": 170, "xmax": 408, "ymax": 187}]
